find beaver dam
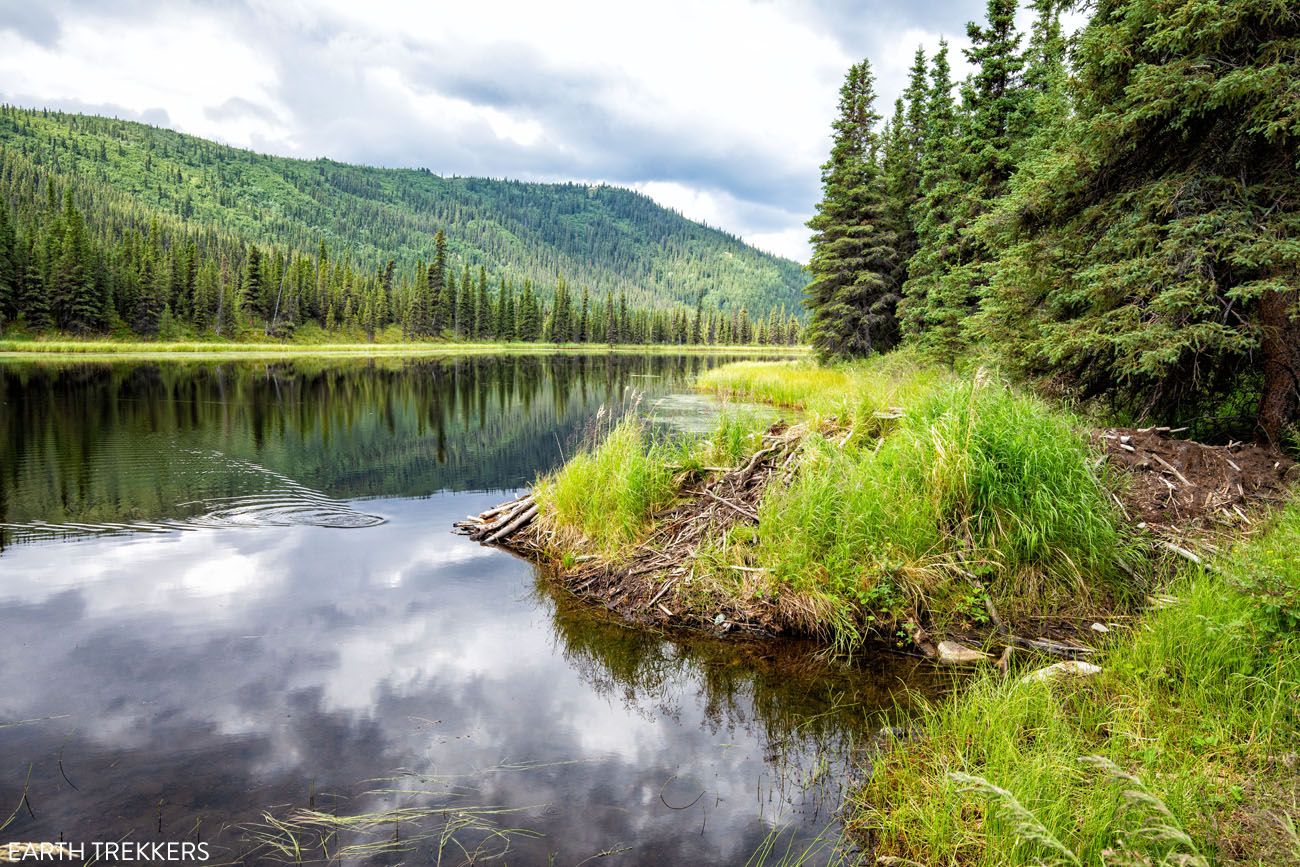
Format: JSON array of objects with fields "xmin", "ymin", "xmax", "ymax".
[{"xmin": 456, "ymin": 414, "xmax": 1296, "ymax": 665}]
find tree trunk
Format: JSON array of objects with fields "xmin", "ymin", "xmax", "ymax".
[{"xmin": 1257, "ymin": 288, "xmax": 1300, "ymax": 444}]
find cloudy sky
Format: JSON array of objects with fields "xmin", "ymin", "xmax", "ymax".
[{"xmin": 0, "ymin": 0, "xmax": 1016, "ymax": 262}]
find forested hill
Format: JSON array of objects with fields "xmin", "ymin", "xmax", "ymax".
[{"xmin": 0, "ymin": 108, "xmax": 805, "ymax": 315}]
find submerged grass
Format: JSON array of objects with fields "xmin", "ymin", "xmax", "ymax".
[{"xmin": 855, "ymin": 500, "xmax": 1300, "ymax": 865}]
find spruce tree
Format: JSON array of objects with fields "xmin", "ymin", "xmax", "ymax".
[
  {"xmin": 983, "ymin": 0, "xmax": 1300, "ymax": 441},
  {"xmin": 427, "ymin": 231, "xmax": 447, "ymax": 333},
  {"xmin": 0, "ymin": 203, "xmax": 16, "ymax": 327},
  {"xmin": 883, "ymin": 47, "xmax": 928, "ymax": 279},
  {"xmin": 919, "ymin": 0, "xmax": 1025, "ymax": 356},
  {"xmin": 475, "ymin": 267, "xmax": 489, "ymax": 339},
  {"xmin": 579, "ymin": 287, "xmax": 590, "ymax": 342},
  {"xmin": 804, "ymin": 59, "xmax": 901, "ymax": 358},
  {"xmin": 900, "ymin": 41, "xmax": 960, "ymax": 341},
  {"xmin": 457, "ymin": 264, "xmax": 472, "ymax": 338},
  {"xmin": 20, "ymin": 236, "xmax": 51, "ymax": 329}
]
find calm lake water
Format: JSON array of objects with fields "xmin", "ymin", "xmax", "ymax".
[{"xmin": 0, "ymin": 354, "xmax": 938, "ymax": 865}]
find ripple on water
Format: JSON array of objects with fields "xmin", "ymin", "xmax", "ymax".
[{"xmin": 1, "ymin": 446, "xmax": 386, "ymax": 544}]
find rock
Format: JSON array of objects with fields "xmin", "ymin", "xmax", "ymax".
[
  {"xmin": 1019, "ymin": 660, "xmax": 1102, "ymax": 685},
  {"xmin": 936, "ymin": 640, "xmax": 990, "ymax": 665}
]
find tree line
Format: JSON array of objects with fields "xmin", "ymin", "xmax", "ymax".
[
  {"xmin": 0, "ymin": 153, "xmax": 802, "ymax": 346},
  {"xmin": 805, "ymin": 0, "xmax": 1299, "ymax": 441},
  {"xmin": 0, "ymin": 106, "xmax": 805, "ymax": 318}
]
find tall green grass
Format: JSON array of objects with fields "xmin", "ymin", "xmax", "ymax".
[
  {"xmin": 856, "ymin": 500, "xmax": 1300, "ymax": 864},
  {"xmin": 534, "ymin": 410, "xmax": 775, "ymax": 556},
  {"xmin": 752, "ymin": 376, "xmax": 1137, "ymax": 643},
  {"xmin": 533, "ymin": 418, "xmax": 686, "ymax": 556},
  {"xmin": 549, "ymin": 358, "xmax": 1141, "ymax": 646}
]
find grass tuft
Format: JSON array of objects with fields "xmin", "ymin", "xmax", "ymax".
[
  {"xmin": 855, "ymin": 500, "xmax": 1300, "ymax": 865},
  {"xmin": 750, "ymin": 373, "xmax": 1138, "ymax": 644},
  {"xmin": 533, "ymin": 417, "xmax": 682, "ymax": 556}
]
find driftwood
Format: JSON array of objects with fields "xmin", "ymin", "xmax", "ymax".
[
  {"xmin": 454, "ymin": 421, "xmax": 811, "ymax": 636},
  {"xmin": 1008, "ymin": 635, "xmax": 1097, "ymax": 660}
]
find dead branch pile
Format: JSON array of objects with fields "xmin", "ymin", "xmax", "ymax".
[
  {"xmin": 1097, "ymin": 427, "xmax": 1296, "ymax": 534},
  {"xmin": 454, "ymin": 421, "xmax": 812, "ymax": 633}
]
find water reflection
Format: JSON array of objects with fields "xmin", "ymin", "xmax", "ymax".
[
  {"xmin": 0, "ymin": 355, "xmax": 939, "ymax": 865},
  {"xmin": 0, "ymin": 355, "xmax": 721, "ymax": 546}
]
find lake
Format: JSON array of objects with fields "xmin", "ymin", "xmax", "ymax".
[{"xmin": 0, "ymin": 354, "xmax": 939, "ymax": 865}]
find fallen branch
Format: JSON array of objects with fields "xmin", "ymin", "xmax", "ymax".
[
  {"xmin": 700, "ymin": 488, "xmax": 759, "ymax": 522},
  {"xmin": 1008, "ymin": 636, "xmax": 1096, "ymax": 660}
]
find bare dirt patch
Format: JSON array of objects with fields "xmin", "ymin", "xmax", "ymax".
[{"xmin": 1097, "ymin": 427, "xmax": 1296, "ymax": 535}]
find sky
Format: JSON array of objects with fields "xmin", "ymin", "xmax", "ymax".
[{"xmin": 0, "ymin": 0, "xmax": 1046, "ymax": 263}]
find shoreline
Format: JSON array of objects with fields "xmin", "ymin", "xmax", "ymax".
[
  {"xmin": 0, "ymin": 340, "xmax": 809, "ymax": 362},
  {"xmin": 456, "ymin": 356, "xmax": 1300, "ymax": 862}
]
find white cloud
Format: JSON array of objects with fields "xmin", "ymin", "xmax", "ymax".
[{"xmin": 0, "ymin": 0, "xmax": 1026, "ymax": 263}]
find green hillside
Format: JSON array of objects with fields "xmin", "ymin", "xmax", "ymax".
[{"xmin": 0, "ymin": 108, "xmax": 805, "ymax": 315}]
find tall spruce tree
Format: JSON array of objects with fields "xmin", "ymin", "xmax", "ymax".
[
  {"xmin": 900, "ymin": 41, "xmax": 960, "ymax": 340},
  {"xmin": 0, "ymin": 203, "xmax": 16, "ymax": 326},
  {"xmin": 981, "ymin": 0, "xmax": 1300, "ymax": 441},
  {"xmin": 883, "ymin": 47, "xmax": 929, "ymax": 279},
  {"xmin": 427, "ymin": 230, "xmax": 447, "ymax": 333},
  {"xmin": 805, "ymin": 59, "xmax": 901, "ymax": 359},
  {"xmin": 916, "ymin": 0, "xmax": 1025, "ymax": 357}
]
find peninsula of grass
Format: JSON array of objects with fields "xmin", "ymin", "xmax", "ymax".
[
  {"xmin": 464, "ymin": 354, "xmax": 1299, "ymax": 863},
  {"xmin": 478, "ymin": 354, "xmax": 1153, "ymax": 650}
]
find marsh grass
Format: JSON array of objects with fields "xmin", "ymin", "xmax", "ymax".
[
  {"xmin": 749, "ymin": 373, "xmax": 1139, "ymax": 646},
  {"xmin": 745, "ymin": 823, "xmax": 864, "ymax": 866},
  {"xmin": 534, "ymin": 402, "xmax": 776, "ymax": 556},
  {"xmin": 533, "ymin": 415, "xmax": 681, "ymax": 556},
  {"xmin": 855, "ymin": 501, "xmax": 1300, "ymax": 865},
  {"xmin": 695, "ymin": 352, "xmax": 946, "ymax": 423},
  {"xmin": 242, "ymin": 803, "xmax": 542, "ymax": 864}
]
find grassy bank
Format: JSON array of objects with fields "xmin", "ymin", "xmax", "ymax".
[
  {"xmin": 857, "ymin": 501, "xmax": 1300, "ymax": 865},
  {"xmin": 0, "ymin": 336, "xmax": 805, "ymax": 360},
  {"xmin": 533, "ymin": 411, "xmax": 767, "ymax": 557},
  {"xmin": 702, "ymin": 357, "xmax": 1142, "ymax": 648},
  {"xmin": 531, "ymin": 355, "xmax": 1145, "ymax": 649},
  {"xmin": 529, "ymin": 355, "xmax": 1297, "ymax": 862}
]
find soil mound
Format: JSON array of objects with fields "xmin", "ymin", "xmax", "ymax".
[{"xmin": 1098, "ymin": 427, "xmax": 1296, "ymax": 533}]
